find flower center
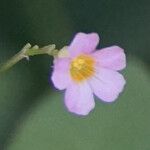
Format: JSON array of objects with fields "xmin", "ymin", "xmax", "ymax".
[{"xmin": 70, "ymin": 55, "xmax": 95, "ymax": 82}]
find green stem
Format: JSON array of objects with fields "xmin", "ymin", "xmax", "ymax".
[{"xmin": 0, "ymin": 43, "xmax": 58, "ymax": 73}]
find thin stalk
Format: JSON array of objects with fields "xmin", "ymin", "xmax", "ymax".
[{"xmin": 0, "ymin": 43, "xmax": 58, "ymax": 73}]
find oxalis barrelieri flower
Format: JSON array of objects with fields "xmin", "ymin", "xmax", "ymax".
[{"xmin": 51, "ymin": 32, "xmax": 126, "ymax": 116}]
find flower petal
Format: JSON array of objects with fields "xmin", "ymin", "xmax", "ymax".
[
  {"xmin": 68, "ymin": 32, "xmax": 99, "ymax": 57},
  {"xmin": 89, "ymin": 68, "xmax": 126, "ymax": 102},
  {"xmin": 51, "ymin": 58, "xmax": 71, "ymax": 90},
  {"xmin": 65, "ymin": 81, "xmax": 95, "ymax": 115},
  {"xmin": 92, "ymin": 46, "xmax": 126, "ymax": 70}
]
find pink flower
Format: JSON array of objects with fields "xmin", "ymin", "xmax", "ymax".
[{"xmin": 51, "ymin": 32, "xmax": 126, "ymax": 116}]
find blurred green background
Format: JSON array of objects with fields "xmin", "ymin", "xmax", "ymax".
[{"xmin": 0, "ymin": 0, "xmax": 150, "ymax": 149}]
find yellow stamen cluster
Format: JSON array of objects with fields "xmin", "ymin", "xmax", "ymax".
[{"xmin": 70, "ymin": 55, "xmax": 95, "ymax": 82}]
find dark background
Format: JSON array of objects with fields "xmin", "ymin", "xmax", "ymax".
[{"xmin": 0, "ymin": 0, "xmax": 150, "ymax": 149}]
